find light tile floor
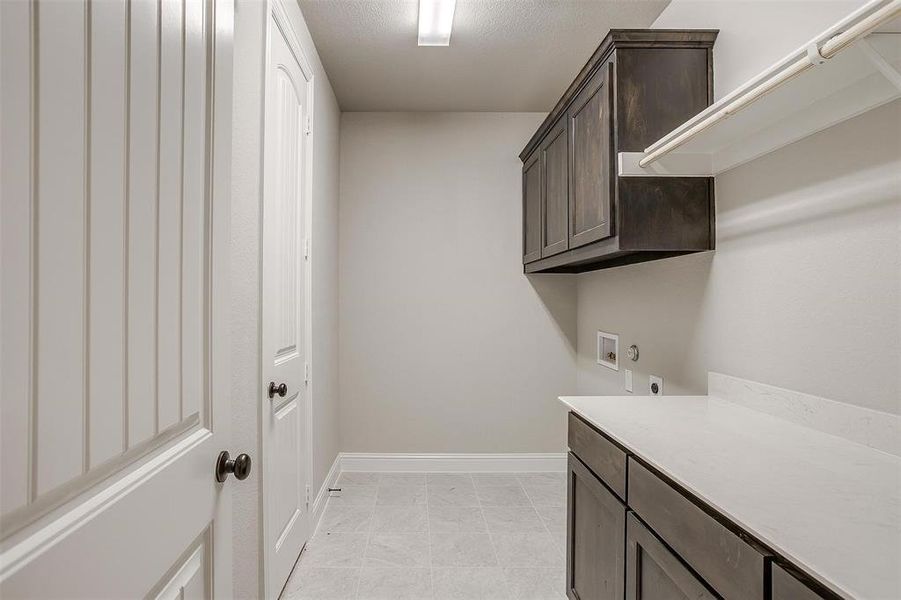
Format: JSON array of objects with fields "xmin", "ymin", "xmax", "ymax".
[{"xmin": 281, "ymin": 471, "xmax": 567, "ymax": 600}]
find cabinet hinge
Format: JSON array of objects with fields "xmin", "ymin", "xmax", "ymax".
[
  {"xmin": 305, "ymin": 485, "xmax": 311, "ymax": 508},
  {"xmin": 305, "ymin": 362, "xmax": 310, "ymax": 386},
  {"xmin": 305, "ymin": 115, "xmax": 312, "ymax": 136},
  {"xmin": 303, "ymin": 237, "xmax": 310, "ymax": 261}
]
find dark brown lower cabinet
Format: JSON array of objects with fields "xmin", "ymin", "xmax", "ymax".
[
  {"xmin": 566, "ymin": 453, "xmax": 625, "ymax": 600},
  {"xmin": 772, "ymin": 564, "xmax": 828, "ymax": 600},
  {"xmin": 626, "ymin": 513, "xmax": 716, "ymax": 600},
  {"xmin": 627, "ymin": 459, "xmax": 766, "ymax": 600},
  {"xmin": 567, "ymin": 411, "xmax": 844, "ymax": 600}
]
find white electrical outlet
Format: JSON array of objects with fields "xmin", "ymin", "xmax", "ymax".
[
  {"xmin": 624, "ymin": 369, "xmax": 633, "ymax": 393},
  {"xmin": 649, "ymin": 375, "xmax": 663, "ymax": 396}
]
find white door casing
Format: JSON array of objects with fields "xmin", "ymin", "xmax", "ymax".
[
  {"xmin": 261, "ymin": 0, "xmax": 314, "ymax": 597},
  {"xmin": 0, "ymin": 0, "xmax": 235, "ymax": 597}
]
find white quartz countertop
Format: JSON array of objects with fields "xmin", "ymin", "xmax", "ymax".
[{"xmin": 559, "ymin": 395, "xmax": 901, "ymax": 600}]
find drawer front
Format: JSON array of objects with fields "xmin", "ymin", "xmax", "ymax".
[
  {"xmin": 772, "ymin": 564, "xmax": 828, "ymax": 600},
  {"xmin": 567, "ymin": 412, "xmax": 627, "ymax": 500},
  {"xmin": 628, "ymin": 459, "xmax": 766, "ymax": 600}
]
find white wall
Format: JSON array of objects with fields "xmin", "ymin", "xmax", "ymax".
[
  {"xmin": 338, "ymin": 113, "xmax": 577, "ymax": 453},
  {"xmin": 576, "ymin": 0, "xmax": 900, "ymax": 415},
  {"xmin": 231, "ymin": 0, "xmax": 341, "ymax": 596}
]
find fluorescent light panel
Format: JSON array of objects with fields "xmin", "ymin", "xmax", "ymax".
[{"xmin": 418, "ymin": 0, "xmax": 456, "ymax": 46}]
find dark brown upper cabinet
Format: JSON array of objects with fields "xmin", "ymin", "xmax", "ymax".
[
  {"xmin": 522, "ymin": 150, "xmax": 542, "ymax": 264},
  {"xmin": 520, "ymin": 30, "xmax": 718, "ymax": 273},
  {"xmin": 541, "ymin": 116, "xmax": 569, "ymax": 258},
  {"xmin": 569, "ymin": 62, "xmax": 613, "ymax": 250}
]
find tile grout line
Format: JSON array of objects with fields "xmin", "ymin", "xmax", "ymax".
[
  {"xmin": 521, "ymin": 475, "xmax": 558, "ymax": 543},
  {"xmin": 472, "ymin": 473, "xmax": 509, "ymax": 597},
  {"xmin": 424, "ymin": 474, "xmax": 433, "ymax": 598},
  {"xmin": 493, "ymin": 477, "xmax": 526, "ymax": 596},
  {"xmin": 519, "ymin": 474, "xmax": 566, "ymax": 599},
  {"xmin": 355, "ymin": 472, "xmax": 380, "ymax": 599}
]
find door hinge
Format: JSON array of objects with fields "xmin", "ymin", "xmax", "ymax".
[
  {"xmin": 305, "ymin": 115, "xmax": 312, "ymax": 136},
  {"xmin": 305, "ymin": 362, "xmax": 310, "ymax": 386},
  {"xmin": 303, "ymin": 237, "xmax": 310, "ymax": 261},
  {"xmin": 305, "ymin": 485, "xmax": 311, "ymax": 508}
]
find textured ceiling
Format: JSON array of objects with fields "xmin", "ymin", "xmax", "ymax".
[{"xmin": 297, "ymin": 0, "xmax": 670, "ymax": 111}]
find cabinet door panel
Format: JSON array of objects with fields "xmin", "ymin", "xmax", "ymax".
[
  {"xmin": 567, "ymin": 453, "xmax": 625, "ymax": 600},
  {"xmin": 541, "ymin": 117, "xmax": 568, "ymax": 258},
  {"xmin": 772, "ymin": 564, "xmax": 827, "ymax": 600},
  {"xmin": 568, "ymin": 62, "xmax": 613, "ymax": 249},
  {"xmin": 626, "ymin": 513, "xmax": 716, "ymax": 600},
  {"xmin": 523, "ymin": 151, "xmax": 542, "ymax": 264}
]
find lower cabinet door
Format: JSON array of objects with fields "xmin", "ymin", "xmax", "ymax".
[
  {"xmin": 772, "ymin": 563, "xmax": 827, "ymax": 600},
  {"xmin": 566, "ymin": 452, "xmax": 625, "ymax": 600},
  {"xmin": 626, "ymin": 512, "xmax": 716, "ymax": 600}
]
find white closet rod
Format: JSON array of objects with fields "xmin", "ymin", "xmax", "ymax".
[{"xmin": 638, "ymin": 0, "xmax": 901, "ymax": 168}]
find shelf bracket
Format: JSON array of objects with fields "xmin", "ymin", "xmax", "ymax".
[
  {"xmin": 857, "ymin": 36, "xmax": 901, "ymax": 92},
  {"xmin": 806, "ymin": 42, "xmax": 828, "ymax": 65}
]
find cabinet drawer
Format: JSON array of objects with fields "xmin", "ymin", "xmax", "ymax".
[
  {"xmin": 772, "ymin": 564, "xmax": 828, "ymax": 600},
  {"xmin": 628, "ymin": 459, "xmax": 766, "ymax": 600},
  {"xmin": 567, "ymin": 412, "xmax": 626, "ymax": 500}
]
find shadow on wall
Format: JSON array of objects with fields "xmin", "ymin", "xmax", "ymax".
[
  {"xmin": 717, "ymin": 145, "xmax": 901, "ymax": 242},
  {"xmin": 526, "ymin": 273, "xmax": 578, "ymax": 354}
]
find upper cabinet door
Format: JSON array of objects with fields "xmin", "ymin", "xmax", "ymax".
[
  {"xmin": 522, "ymin": 151, "xmax": 542, "ymax": 264},
  {"xmin": 568, "ymin": 62, "xmax": 614, "ymax": 249},
  {"xmin": 540, "ymin": 117, "xmax": 569, "ymax": 258}
]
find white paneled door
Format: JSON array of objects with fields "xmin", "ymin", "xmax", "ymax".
[
  {"xmin": 261, "ymin": 1, "xmax": 312, "ymax": 596},
  {"xmin": 0, "ymin": 0, "xmax": 235, "ymax": 597}
]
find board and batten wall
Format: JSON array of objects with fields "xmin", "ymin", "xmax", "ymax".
[
  {"xmin": 231, "ymin": 0, "xmax": 340, "ymax": 596},
  {"xmin": 577, "ymin": 0, "xmax": 901, "ymax": 415},
  {"xmin": 338, "ymin": 113, "xmax": 576, "ymax": 453}
]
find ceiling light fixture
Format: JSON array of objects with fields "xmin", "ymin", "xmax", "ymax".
[{"xmin": 418, "ymin": 0, "xmax": 456, "ymax": 46}]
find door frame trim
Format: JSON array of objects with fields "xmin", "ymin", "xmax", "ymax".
[{"xmin": 259, "ymin": 0, "xmax": 315, "ymax": 597}]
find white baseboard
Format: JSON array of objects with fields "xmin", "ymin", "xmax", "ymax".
[
  {"xmin": 339, "ymin": 452, "xmax": 567, "ymax": 473},
  {"xmin": 309, "ymin": 454, "xmax": 341, "ymax": 535}
]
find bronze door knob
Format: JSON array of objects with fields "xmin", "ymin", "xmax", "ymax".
[
  {"xmin": 268, "ymin": 381, "xmax": 287, "ymax": 399},
  {"xmin": 215, "ymin": 451, "xmax": 251, "ymax": 483}
]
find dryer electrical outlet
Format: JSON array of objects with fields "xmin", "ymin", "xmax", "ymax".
[{"xmin": 649, "ymin": 375, "xmax": 663, "ymax": 396}]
